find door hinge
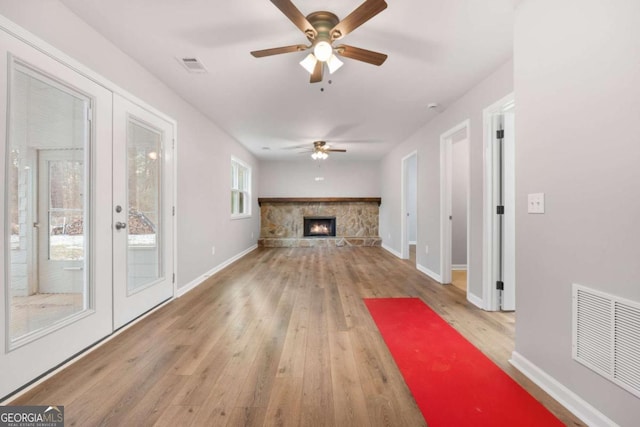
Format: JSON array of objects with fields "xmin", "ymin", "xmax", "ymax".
[
  {"xmin": 172, "ymin": 138, "xmax": 175, "ymax": 149},
  {"xmin": 496, "ymin": 205, "xmax": 505, "ymax": 215},
  {"xmin": 496, "ymin": 281, "xmax": 504, "ymax": 290},
  {"xmin": 86, "ymin": 107, "xmax": 93, "ymax": 122},
  {"xmin": 172, "ymin": 273, "xmax": 175, "ymax": 284},
  {"xmin": 496, "ymin": 129, "xmax": 504, "ymax": 139},
  {"xmin": 172, "ymin": 206, "xmax": 175, "ymax": 216}
]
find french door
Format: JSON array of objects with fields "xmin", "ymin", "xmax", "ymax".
[
  {"xmin": 0, "ymin": 34, "xmax": 114, "ymax": 399},
  {"xmin": 1, "ymin": 31, "xmax": 174, "ymax": 398},
  {"xmin": 112, "ymin": 95, "xmax": 174, "ymax": 330}
]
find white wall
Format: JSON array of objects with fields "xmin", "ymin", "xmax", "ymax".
[
  {"xmin": 380, "ymin": 60, "xmax": 513, "ymax": 299},
  {"xmin": 259, "ymin": 158, "xmax": 380, "ymax": 197},
  {"xmin": 0, "ymin": 1, "xmax": 260, "ymax": 289},
  {"xmin": 514, "ymin": 1, "xmax": 640, "ymax": 425},
  {"xmin": 452, "ymin": 139, "xmax": 469, "ymax": 266}
]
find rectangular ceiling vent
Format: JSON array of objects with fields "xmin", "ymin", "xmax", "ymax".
[
  {"xmin": 573, "ymin": 284, "xmax": 640, "ymax": 398},
  {"xmin": 178, "ymin": 57, "xmax": 207, "ymax": 73}
]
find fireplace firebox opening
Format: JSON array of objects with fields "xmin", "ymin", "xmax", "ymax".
[{"xmin": 303, "ymin": 216, "xmax": 336, "ymax": 237}]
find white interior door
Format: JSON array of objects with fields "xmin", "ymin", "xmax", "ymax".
[
  {"xmin": 112, "ymin": 94, "xmax": 174, "ymax": 329},
  {"xmin": 483, "ymin": 94, "xmax": 516, "ymax": 311},
  {"xmin": 501, "ymin": 110, "xmax": 516, "ymax": 310},
  {"xmin": 1, "ymin": 33, "xmax": 113, "ymax": 398}
]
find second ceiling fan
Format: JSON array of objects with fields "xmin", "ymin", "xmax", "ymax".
[
  {"xmin": 251, "ymin": 0, "xmax": 388, "ymax": 83},
  {"xmin": 309, "ymin": 140, "xmax": 346, "ymax": 160}
]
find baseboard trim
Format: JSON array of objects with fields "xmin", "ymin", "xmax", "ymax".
[
  {"xmin": 177, "ymin": 244, "xmax": 258, "ymax": 298},
  {"xmin": 510, "ymin": 351, "xmax": 618, "ymax": 427},
  {"xmin": 417, "ymin": 263, "xmax": 442, "ymax": 283},
  {"xmin": 466, "ymin": 292, "xmax": 483, "ymax": 308},
  {"xmin": 382, "ymin": 243, "xmax": 403, "ymax": 259},
  {"xmin": 452, "ymin": 264, "xmax": 467, "ymax": 270}
]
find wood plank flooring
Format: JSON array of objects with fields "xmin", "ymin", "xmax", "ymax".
[
  {"xmin": 10, "ymin": 247, "xmax": 585, "ymax": 426},
  {"xmin": 451, "ymin": 269, "xmax": 467, "ymax": 292}
]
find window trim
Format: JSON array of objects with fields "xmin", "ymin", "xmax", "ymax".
[{"xmin": 231, "ymin": 156, "xmax": 251, "ymax": 219}]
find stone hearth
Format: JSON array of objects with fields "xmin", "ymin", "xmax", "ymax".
[{"xmin": 258, "ymin": 198, "xmax": 382, "ymax": 247}]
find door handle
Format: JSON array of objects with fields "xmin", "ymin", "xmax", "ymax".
[{"xmin": 115, "ymin": 222, "xmax": 127, "ymax": 230}]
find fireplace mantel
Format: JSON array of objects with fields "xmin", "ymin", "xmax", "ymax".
[{"xmin": 258, "ymin": 197, "xmax": 381, "ymax": 206}]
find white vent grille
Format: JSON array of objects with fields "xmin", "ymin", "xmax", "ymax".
[
  {"xmin": 178, "ymin": 57, "xmax": 207, "ymax": 73},
  {"xmin": 573, "ymin": 284, "xmax": 640, "ymax": 398}
]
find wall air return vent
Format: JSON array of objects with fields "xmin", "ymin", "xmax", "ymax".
[
  {"xmin": 178, "ymin": 57, "xmax": 207, "ymax": 73},
  {"xmin": 573, "ymin": 284, "xmax": 640, "ymax": 398}
]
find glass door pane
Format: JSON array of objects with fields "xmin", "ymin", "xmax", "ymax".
[
  {"xmin": 1, "ymin": 32, "xmax": 113, "ymax": 399},
  {"xmin": 112, "ymin": 94, "xmax": 173, "ymax": 330},
  {"xmin": 7, "ymin": 64, "xmax": 90, "ymax": 345},
  {"xmin": 127, "ymin": 119, "xmax": 162, "ymax": 293}
]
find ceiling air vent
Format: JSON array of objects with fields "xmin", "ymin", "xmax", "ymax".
[
  {"xmin": 178, "ymin": 57, "xmax": 207, "ymax": 73},
  {"xmin": 573, "ymin": 284, "xmax": 640, "ymax": 398}
]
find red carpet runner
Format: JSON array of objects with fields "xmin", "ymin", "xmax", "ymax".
[{"xmin": 364, "ymin": 298, "xmax": 564, "ymax": 427}]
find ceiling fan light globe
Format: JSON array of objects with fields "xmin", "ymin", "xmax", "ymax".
[
  {"xmin": 311, "ymin": 150, "xmax": 328, "ymax": 160},
  {"xmin": 327, "ymin": 54, "xmax": 343, "ymax": 74},
  {"xmin": 300, "ymin": 53, "xmax": 318, "ymax": 74},
  {"xmin": 313, "ymin": 41, "xmax": 333, "ymax": 62}
]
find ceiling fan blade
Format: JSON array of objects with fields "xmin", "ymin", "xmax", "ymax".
[
  {"xmin": 251, "ymin": 44, "xmax": 308, "ymax": 57},
  {"xmin": 310, "ymin": 61, "xmax": 323, "ymax": 83},
  {"xmin": 330, "ymin": 0, "xmax": 387, "ymax": 40},
  {"xmin": 270, "ymin": 0, "xmax": 317, "ymax": 39},
  {"xmin": 336, "ymin": 45, "xmax": 387, "ymax": 66}
]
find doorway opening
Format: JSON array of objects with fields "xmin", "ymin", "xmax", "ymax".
[
  {"xmin": 451, "ymin": 137, "xmax": 469, "ymax": 292},
  {"xmin": 440, "ymin": 121, "xmax": 470, "ymax": 297},
  {"xmin": 401, "ymin": 151, "xmax": 418, "ymax": 264}
]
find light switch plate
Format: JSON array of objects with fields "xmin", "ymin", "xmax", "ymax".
[{"xmin": 528, "ymin": 193, "xmax": 545, "ymax": 214}]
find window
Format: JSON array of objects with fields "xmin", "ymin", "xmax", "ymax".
[{"xmin": 231, "ymin": 157, "xmax": 251, "ymax": 218}]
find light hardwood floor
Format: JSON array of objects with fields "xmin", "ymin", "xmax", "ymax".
[
  {"xmin": 10, "ymin": 247, "xmax": 585, "ymax": 426},
  {"xmin": 451, "ymin": 269, "xmax": 467, "ymax": 292}
]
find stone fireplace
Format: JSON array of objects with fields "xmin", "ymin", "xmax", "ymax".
[{"xmin": 258, "ymin": 197, "xmax": 381, "ymax": 247}]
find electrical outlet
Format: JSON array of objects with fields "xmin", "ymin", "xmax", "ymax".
[
  {"xmin": 388, "ymin": 233, "xmax": 391, "ymax": 239},
  {"xmin": 425, "ymin": 245, "xmax": 429, "ymax": 255},
  {"xmin": 251, "ymin": 232, "xmax": 254, "ymax": 239},
  {"xmin": 528, "ymin": 193, "xmax": 545, "ymax": 214},
  {"xmin": 211, "ymin": 246, "xmax": 216, "ymax": 255}
]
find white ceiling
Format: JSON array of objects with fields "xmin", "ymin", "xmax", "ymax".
[{"xmin": 60, "ymin": 0, "xmax": 515, "ymax": 160}]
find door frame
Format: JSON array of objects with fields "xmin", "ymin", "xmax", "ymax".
[
  {"xmin": 482, "ymin": 93, "xmax": 515, "ymax": 311},
  {"xmin": 400, "ymin": 151, "xmax": 418, "ymax": 260},
  {"xmin": 439, "ymin": 120, "xmax": 470, "ymax": 286}
]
